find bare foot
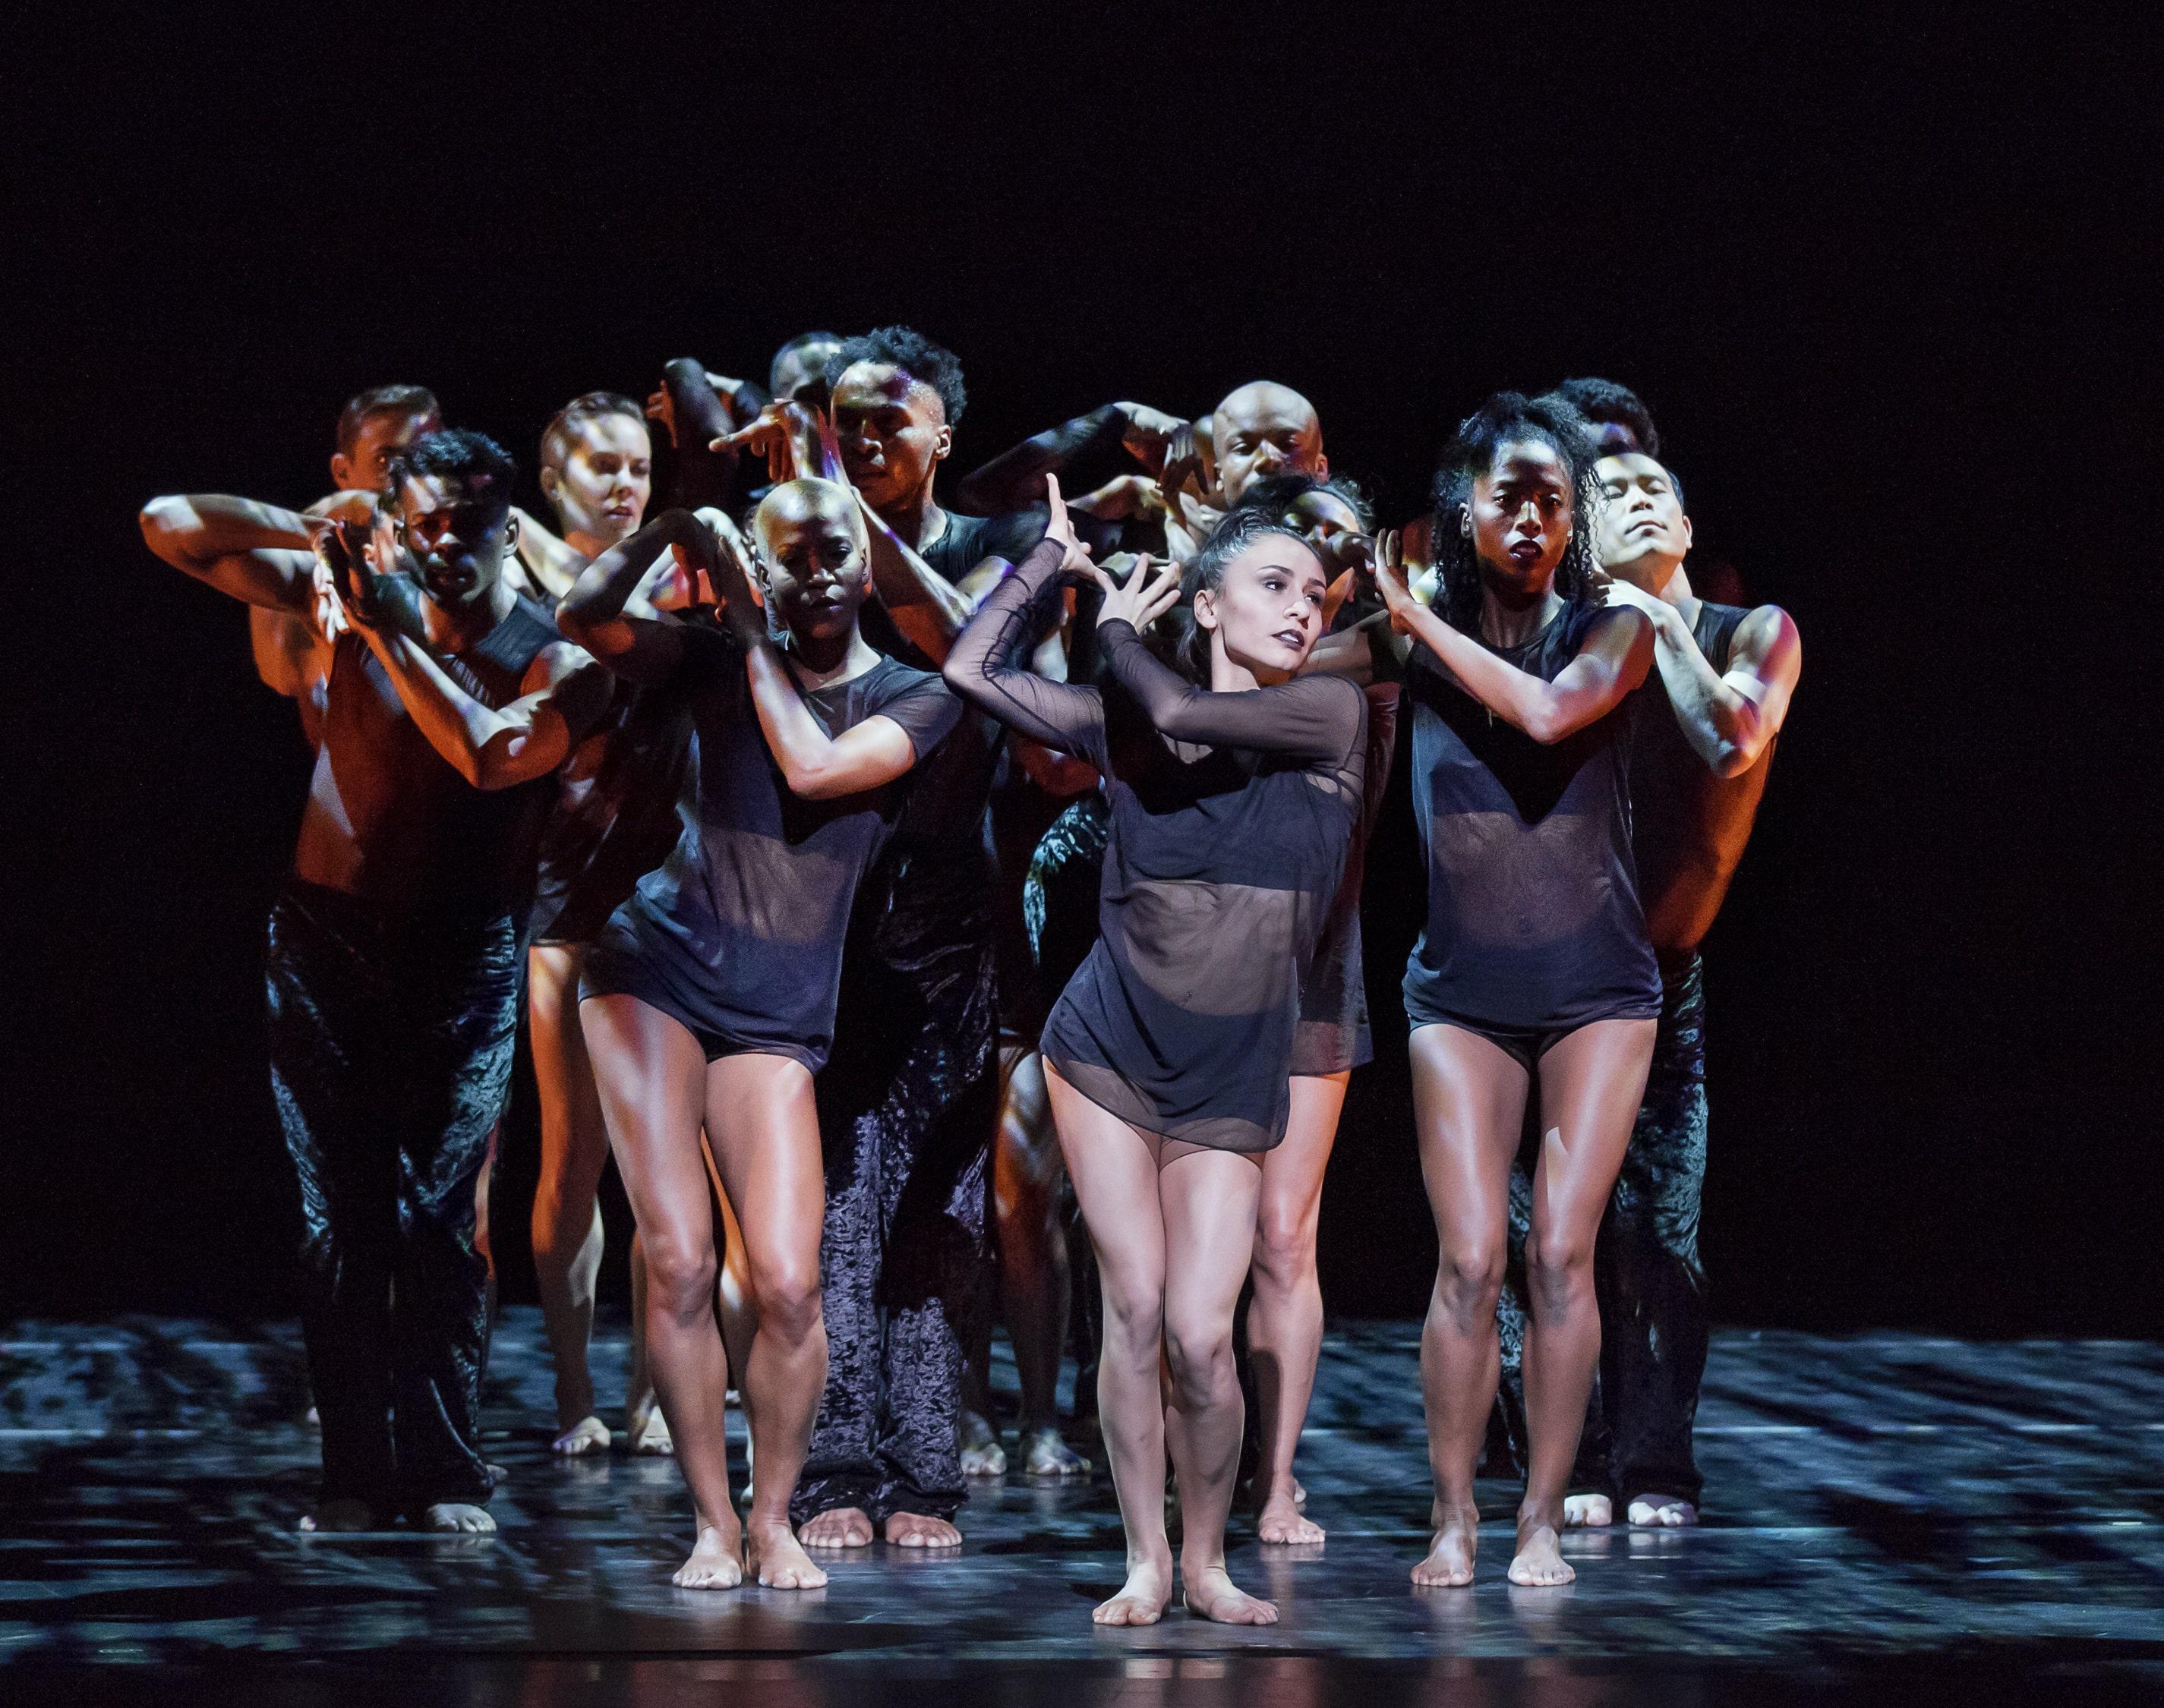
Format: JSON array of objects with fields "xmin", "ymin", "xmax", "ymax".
[
  {"xmin": 551, "ymin": 1415, "xmax": 610, "ymax": 1457},
  {"xmin": 1507, "ymin": 1516, "xmax": 1573, "ymax": 1586},
  {"xmin": 1093, "ymin": 1555, "xmax": 1173, "ymax": 1625},
  {"xmin": 1291, "ymin": 1475, "xmax": 1307, "ymax": 1509},
  {"xmin": 629, "ymin": 1407, "xmax": 674, "ymax": 1457},
  {"xmin": 1257, "ymin": 1488, "xmax": 1325, "ymax": 1546},
  {"xmin": 800, "ymin": 1506, "xmax": 875, "ymax": 1549},
  {"xmin": 746, "ymin": 1519, "xmax": 828, "ymax": 1589},
  {"xmin": 673, "ymin": 1522, "xmax": 744, "ymax": 1590},
  {"xmin": 1627, "ymin": 1493, "xmax": 1698, "ymax": 1527},
  {"xmin": 1020, "ymin": 1424, "xmax": 1090, "ymax": 1478},
  {"xmin": 421, "ymin": 1502, "xmax": 497, "ymax": 1534},
  {"xmin": 1563, "ymin": 1492, "xmax": 1614, "ymax": 1528},
  {"xmin": 1412, "ymin": 1501, "xmax": 1478, "ymax": 1587},
  {"xmin": 960, "ymin": 1411, "xmax": 1007, "ymax": 1477},
  {"xmin": 884, "ymin": 1511, "xmax": 962, "ymax": 1549},
  {"xmin": 298, "ymin": 1497, "xmax": 374, "ymax": 1533},
  {"xmin": 1182, "ymin": 1561, "xmax": 1278, "ymax": 1624}
]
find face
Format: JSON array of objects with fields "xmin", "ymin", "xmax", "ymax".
[
  {"xmin": 1213, "ymin": 384, "xmax": 1326, "ymax": 506},
  {"xmin": 1194, "ymin": 537, "xmax": 1330, "ymax": 680},
  {"xmin": 772, "ymin": 338, "xmax": 844, "ymax": 407},
  {"xmin": 1466, "ymin": 439, "xmax": 1576, "ymax": 597},
  {"xmin": 1595, "ymin": 452, "xmax": 1691, "ymax": 586},
  {"xmin": 830, "ymin": 362, "xmax": 951, "ymax": 513},
  {"xmin": 1282, "ymin": 490, "xmax": 1364, "ymax": 553},
  {"xmin": 756, "ymin": 490, "xmax": 872, "ymax": 644},
  {"xmin": 393, "ymin": 473, "xmax": 513, "ymax": 606},
  {"xmin": 332, "ymin": 408, "xmax": 438, "ymax": 493},
  {"xmin": 543, "ymin": 412, "xmax": 652, "ymax": 550}
]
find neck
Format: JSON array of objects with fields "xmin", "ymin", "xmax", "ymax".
[
  {"xmin": 784, "ymin": 622, "xmax": 873, "ymax": 686},
  {"xmin": 1620, "ymin": 552, "xmax": 1696, "ymax": 616},
  {"xmin": 880, "ymin": 481, "xmax": 944, "ymax": 554},
  {"xmin": 564, "ymin": 526, "xmax": 615, "ymax": 562},
  {"xmin": 424, "ymin": 575, "xmax": 516, "ymax": 653},
  {"xmin": 1209, "ymin": 651, "xmax": 1268, "ymax": 692},
  {"xmin": 1477, "ymin": 580, "xmax": 1561, "ymax": 648}
]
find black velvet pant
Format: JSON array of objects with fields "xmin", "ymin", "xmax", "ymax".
[
  {"xmin": 1496, "ymin": 956, "xmax": 1711, "ymax": 1504},
  {"xmin": 793, "ymin": 868, "xmax": 995, "ymax": 1527},
  {"xmin": 265, "ymin": 882, "xmax": 520, "ymax": 1517}
]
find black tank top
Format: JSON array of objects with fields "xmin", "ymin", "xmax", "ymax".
[
  {"xmin": 1402, "ymin": 603, "xmax": 1661, "ymax": 1032},
  {"xmin": 1629, "ymin": 599, "xmax": 1778, "ymax": 970},
  {"xmin": 293, "ymin": 592, "xmax": 563, "ymax": 928}
]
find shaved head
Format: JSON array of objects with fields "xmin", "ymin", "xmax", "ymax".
[
  {"xmin": 1210, "ymin": 381, "xmax": 1327, "ymax": 505},
  {"xmin": 752, "ymin": 477, "xmax": 866, "ymax": 562}
]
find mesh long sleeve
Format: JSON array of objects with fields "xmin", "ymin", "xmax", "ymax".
[
  {"xmin": 942, "ymin": 538, "xmax": 1106, "ymax": 765},
  {"xmin": 1096, "ymin": 621, "xmax": 1366, "ymax": 767}
]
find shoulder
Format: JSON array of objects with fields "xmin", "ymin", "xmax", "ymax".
[
  {"xmin": 1574, "ymin": 600, "xmax": 1654, "ymax": 654},
  {"xmin": 862, "ymin": 658, "xmax": 962, "ymax": 751},
  {"xmin": 1731, "ymin": 601, "xmax": 1801, "ymax": 679}
]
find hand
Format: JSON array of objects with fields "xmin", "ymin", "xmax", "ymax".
[
  {"xmin": 1371, "ymin": 530, "xmax": 1421, "ymax": 634},
  {"xmin": 1071, "ymin": 473, "xmax": 1165, "ymax": 522},
  {"xmin": 712, "ymin": 399, "xmax": 819, "ymax": 487},
  {"xmin": 1588, "ymin": 563, "xmax": 1669, "ymax": 626},
  {"xmin": 1040, "ymin": 473, "xmax": 1096, "ymax": 581},
  {"xmin": 302, "ymin": 488, "xmax": 377, "ymax": 524},
  {"xmin": 644, "ymin": 385, "xmax": 678, "ymax": 447},
  {"xmin": 1115, "ymin": 402, "xmax": 1187, "ymax": 469},
  {"xmin": 1086, "ymin": 551, "xmax": 1183, "ymax": 635},
  {"xmin": 702, "ymin": 511, "xmax": 770, "ymax": 644}
]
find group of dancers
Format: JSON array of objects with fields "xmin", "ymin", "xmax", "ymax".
[{"xmin": 140, "ymin": 328, "xmax": 1799, "ymax": 1624}]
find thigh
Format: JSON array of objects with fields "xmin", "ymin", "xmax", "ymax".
[
  {"xmin": 1259, "ymin": 1072, "xmax": 1349, "ymax": 1239},
  {"xmin": 701, "ymin": 1053, "xmax": 824, "ymax": 1290},
  {"xmin": 579, "ymin": 993, "xmax": 714, "ymax": 1259},
  {"xmin": 1159, "ymin": 1148, "xmax": 1264, "ymax": 1338},
  {"xmin": 1044, "ymin": 1066, "xmax": 1167, "ymax": 1315},
  {"xmin": 1531, "ymin": 1018, "xmax": 1658, "ymax": 1246},
  {"xmin": 528, "ymin": 944, "xmax": 592, "ymax": 1096},
  {"xmin": 1408, "ymin": 1023, "xmax": 1531, "ymax": 1254}
]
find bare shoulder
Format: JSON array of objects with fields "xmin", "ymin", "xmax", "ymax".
[{"xmin": 1734, "ymin": 603, "xmax": 1802, "ymax": 679}]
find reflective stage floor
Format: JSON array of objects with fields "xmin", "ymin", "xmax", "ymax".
[{"xmin": 5, "ymin": 1313, "xmax": 2160, "ymax": 1704}]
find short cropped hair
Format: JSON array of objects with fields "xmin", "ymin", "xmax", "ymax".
[
  {"xmin": 1549, "ymin": 377, "xmax": 1660, "ymax": 459},
  {"xmin": 751, "ymin": 477, "xmax": 866, "ymax": 561},
  {"xmin": 769, "ymin": 331, "xmax": 845, "ymax": 395},
  {"xmin": 833, "ymin": 326, "xmax": 967, "ymax": 425},
  {"xmin": 540, "ymin": 392, "xmax": 646, "ymax": 472},
  {"xmin": 386, "ymin": 428, "xmax": 518, "ymax": 519},
  {"xmin": 336, "ymin": 384, "xmax": 441, "ymax": 455}
]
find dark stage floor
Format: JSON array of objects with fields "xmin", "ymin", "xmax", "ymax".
[{"xmin": 4, "ymin": 1313, "xmax": 2161, "ymax": 1704}]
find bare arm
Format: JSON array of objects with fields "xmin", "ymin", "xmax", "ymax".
[
  {"xmin": 557, "ymin": 510, "xmax": 708, "ymax": 685},
  {"xmin": 509, "ymin": 507, "xmax": 587, "ymax": 601},
  {"xmin": 139, "ymin": 493, "xmax": 319, "ymax": 616},
  {"xmin": 355, "ymin": 627, "xmax": 612, "ymax": 790},
  {"xmin": 855, "ymin": 490, "xmax": 975, "ymax": 664},
  {"xmin": 954, "ymin": 404, "xmax": 1183, "ymax": 515},
  {"xmin": 1604, "ymin": 583, "xmax": 1800, "ymax": 776}
]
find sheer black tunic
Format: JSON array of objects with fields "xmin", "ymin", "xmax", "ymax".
[
  {"xmin": 945, "ymin": 539, "xmax": 1367, "ymax": 1153},
  {"xmin": 581, "ymin": 623, "xmax": 961, "ymax": 1072}
]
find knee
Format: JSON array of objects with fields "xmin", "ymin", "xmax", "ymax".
[
  {"xmin": 643, "ymin": 1237, "xmax": 719, "ymax": 1320},
  {"xmin": 1251, "ymin": 1204, "xmax": 1314, "ymax": 1291},
  {"xmin": 750, "ymin": 1257, "xmax": 823, "ymax": 1344},
  {"xmin": 1162, "ymin": 1317, "xmax": 1235, "ymax": 1411},
  {"xmin": 1434, "ymin": 1243, "xmax": 1506, "ymax": 1317},
  {"xmin": 1524, "ymin": 1228, "xmax": 1596, "ymax": 1309},
  {"xmin": 1096, "ymin": 1270, "xmax": 1164, "ymax": 1353}
]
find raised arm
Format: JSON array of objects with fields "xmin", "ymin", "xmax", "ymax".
[
  {"xmin": 855, "ymin": 490, "xmax": 975, "ymax": 664},
  {"xmin": 139, "ymin": 493, "xmax": 320, "ymax": 616},
  {"xmin": 508, "ymin": 506, "xmax": 586, "ymax": 601},
  {"xmin": 943, "ymin": 535, "xmax": 1106, "ymax": 760},
  {"xmin": 557, "ymin": 510, "xmax": 711, "ymax": 685},
  {"xmin": 1603, "ymin": 581, "xmax": 1801, "ymax": 777},
  {"xmin": 368, "ymin": 628, "xmax": 610, "ymax": 789},
  {"xmin": 1097, "ymin": 616, "xmax": 1365, "ymax": 763},
  {"xmin": 955, "ymin": 403, "xmax": 1181, "ymax": 515},
  {"xmin": 1377, "ymin": 552, "xmax": 1651, "ymax": 745}
]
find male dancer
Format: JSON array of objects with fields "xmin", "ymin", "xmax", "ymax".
[
  {"xmin": 1495, "ymin": 395, "xmax": 1800, "ymax": 1527},
  {"xmin": 141, "ymin": 430, "xmax": 606, "ymax": 1531},
  {"xmin": 252, "ymin": 386, "xmax": 441, "ymax": 746}
]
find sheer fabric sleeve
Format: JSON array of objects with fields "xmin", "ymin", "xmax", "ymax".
[
  {"xmin": 1359, "ymin": 682, "xmax": 1402, "ymax": 831},
  {"xmin": 942, "ymin": 537, "xmax": 1107, "ymax": 767},
  {"xmin": 866, "ymin": 667, "xmax": 964, "ymax": 764},
  {"xmin": 1096, "ymin": 620, "xmax": 1366, "ymax": 766}
]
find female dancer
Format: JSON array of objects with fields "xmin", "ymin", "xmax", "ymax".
[
  {"xmin": 559, "ymin": 481, "xmax": 961, "ymax": 1590},
  {"xmin": 1371, "ymin": 392, "xmax": 1659, "ymax": 1588},
  {"xmin": 945, "ymin": 477, "xmax": 1367, "ymax": 1626}
]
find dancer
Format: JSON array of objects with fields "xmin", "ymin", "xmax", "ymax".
[
  {"xmin": 1370, "ymin": 392, "xmax": 1660, "ymax": 1588},
  {"xmin": 945, "ymin": 480, "xmax": 1367, "ymax": 1626},
  {"xmin": 560, "ymin": 482, "xmax": 961, "ymax": 1590},
  {"xmin": 1497, "ymin": 407, "xmax": 1800, "ymax": 1528},
  {"xmin": 508, "ymin": 393, "xmax": 694, "ymax": 1458},
  {"xmin": 141, "ymin": 429, "xmax": 605, "ymax": 1533}
]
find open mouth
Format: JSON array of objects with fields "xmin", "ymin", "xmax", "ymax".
[
  {"xmin": 1273, "ymin": 629, "xmax": 1306, "ymax": 649},
  {"xmin": 1507, "ymin": 540, "xmax": 1542, "ymax": 566}
]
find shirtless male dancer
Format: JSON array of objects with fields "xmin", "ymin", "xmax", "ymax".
[
  {"xmin": 1496, "ymin": 384, "xmax": 1800, "ymax": 1530},
  {"xmin": 142, "ymin": 430, "xmax": 607, "ymax": 1532}
]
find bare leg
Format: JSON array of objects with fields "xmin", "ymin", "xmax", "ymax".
[
  {"xmin": 995, "ymin": 1047, "xmax": 1087, "ymax": 1476},
  {"xmin": 1046, "ymin": 1068, "xmax": 1172, "ymax": 1626},
  {"xmin": 1249, "ymin": 1070, "xmax": 1345, "ymax": 1544},
  {"xmin": 1514, "ymin": 1018, "xmax": 1656, "ymax": 1587},
  {"xmin": 698, "ymin": 1053, "xmax": 828, "ymax": 1591},
  {"xmin": 1159, "ymin": 1145, "xmax": 1275, "ymax": 1624},
  {"xmin": 580, "ymin": 994, "xmax": 740, "ymax": 1589},
  {"xmin": 1408, "ymin": 1024, "xmax": 1529, "ymax": 1587},
  {"xmin": 624, "ymin": 1231, "xmax": 671, "ymax": 1454},
  {"xmin": 529, "ymin": 944, "xmax": 610, "ymax": 1454}
]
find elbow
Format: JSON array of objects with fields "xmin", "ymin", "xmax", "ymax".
[
  {"xmin": 139, "ymin": 496, "xmax": 185, "ymax": 561},
  {"xmin": 1710, "ymin": 742, "xmax": 1755, "ymax": 780},
  {"xmin": 1522, "ymin": 707, "xmax": 1570, "ymax": 746},
  {"xmin": 781, "ymin": 758, "xmax": 849, "ymax": 801},
  {"xmin": 941, "ymin": 654, "xmax": 978, "ymax": 701}
]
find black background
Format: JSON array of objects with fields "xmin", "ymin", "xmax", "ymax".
[{"xmin": 5, "ymin": 11, "xmax": 2154, "ymax": 1334}]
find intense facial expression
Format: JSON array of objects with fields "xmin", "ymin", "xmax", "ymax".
[
  {"xmin": 771, "ymin": 337, "xmax": 844, "ymax": 407},
  {"xmin": 1282, "ymin": 489, "xmax": 1364, "ymax": 553},
  {"xmin": 830, "ymin": 362, "xmax": 951, "ymax": 515},
  {"xmin": 756, "ymin": 484, "xmax": 872, "ymax": 645},
  {"xmin": 1595, "ymin": 452, "xmax": 1691, "ymax": 587},
  {"xmin": 1467, "ymin": 439, "xmax": 1576, "ymax": 598},
  {"xmin": 393, "ymin": 472, "xmax": 513, "ymax": 607},
  {"xmin": 1213, "ymin": 383, "xmax": 1326, "ymax": 506},
  {"xmin": 332, "ymin": 408, "xmax": 440, "ymax": 493},
  {"xmin": 1193, "ymin": 536, "xmax": 1331, "ymax": 682},
  {"xmin": 543, "ymin": 411, "xmax": 652, "ymax": 551}
]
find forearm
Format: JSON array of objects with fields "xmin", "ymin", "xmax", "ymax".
[
  {"xmin": 861, "ymin": 509, "xmax": 973, "ymax": 662},
  {"xmin": 954, "ymin": 407, "xmax": 1126, "ymax": 515},
  {"xmin": 360, "ymin": 629, "xmax": 532, "ymax": 789},
  {"xmin": 1650, "ymin": 609, "xmax": 1769, "ymax": 775},
  {"xmin": 942, "ymin": 540, "xmax": 1097, "ymax": 751},
  {"xmin": 559, "ymin": 514, "xmax": 686, "ymax": 657},
  {"xmin": 140, "ymin": 493, "xmax": 314, "ymax": 609},
  {"xmin": 1099, "ymin": 621, "xmax": 1352, "ymax": 758},
  {"xmin": 1399, "ymin": 603, "xmax": 1587, "ymax": 743}
]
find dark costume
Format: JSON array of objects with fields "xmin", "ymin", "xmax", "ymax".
[
  {"xmin": 1497, "ymin": 598, "xmax": 1777, "ymax": 1505},
  {"xmin": 267, "ymin": 597, "xmax": 559, "ymax": 1517}
]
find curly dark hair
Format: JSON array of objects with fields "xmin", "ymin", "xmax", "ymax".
[
  {"xmin": 1429, "ymin": 392, "xmax": 1602, "ymax": 633},
  {"xmin": 833, "ymin": 325, "xmax": 967, "ymax": 425},
  {"xmin": 386, "ymin": 427, "xmax": 518, "ymax": 519},
  {"xmin": 1550, "ymin": 377, "xmax": 1659, "ymax": 458},
  {"xmin": 1175, "ymin": 507, "xmax": 1321, "ymax": 684},
  {"xmin": 1227, "ymin": 471, "xmax": 1374, "ymax": 532}
]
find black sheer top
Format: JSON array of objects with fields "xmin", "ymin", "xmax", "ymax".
[
  {"xmin": 582, "ymin": 623, "xmax": 961, "ymax": 1073},
  {"xmin": 945, "ymin": 539, "xmax": 1367, "ymax": 1152},
  {"xmin": 1402, "ymin": 603, "xmax": 1660, "ymax": 1035},
  {"xmin": 1292, "ymin": 682, "xmax": 1401, "ymax": 1076}
]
